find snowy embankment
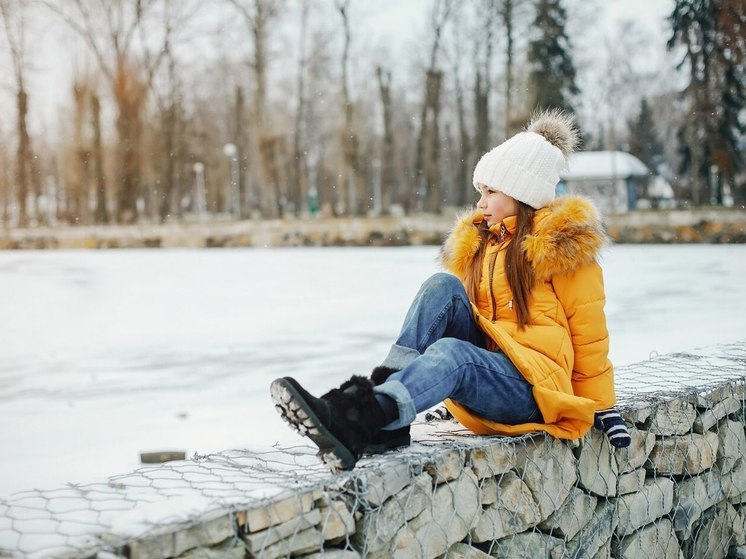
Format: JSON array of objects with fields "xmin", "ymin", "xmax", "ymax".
[{"xmin": 1, "ymin": 208, "xmax": 745, "ymax": 249}]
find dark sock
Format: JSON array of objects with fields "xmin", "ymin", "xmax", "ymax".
[{"xmin": 374, "ymin": 393, "xmax": 399, "ymax": 425}]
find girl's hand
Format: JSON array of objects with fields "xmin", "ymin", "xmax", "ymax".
[{"xmin": 594, "ymin": 408, "xmax": 632, "ymax": 448}]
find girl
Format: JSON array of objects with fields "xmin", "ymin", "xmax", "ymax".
[{"xmin": 271, "ymin": 109, "xmax": 630, "ymax": 472}]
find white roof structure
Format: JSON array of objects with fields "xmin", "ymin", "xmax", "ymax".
[{"xmin": 560, "ymin": 151, "xmax": 650, "ymax": 180}]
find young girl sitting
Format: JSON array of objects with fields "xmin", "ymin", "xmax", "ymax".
[{"xmin": 271, "ymin": 109, "xmax": 630, "ymax": 472}]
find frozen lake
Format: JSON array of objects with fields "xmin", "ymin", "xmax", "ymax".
[{"xmin": 1, "ymin": 244, "xmax": 745, "ymax": 497}]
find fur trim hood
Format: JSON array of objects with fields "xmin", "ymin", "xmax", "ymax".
[{"xmin": 441, "ymin": 196, "xmax": 607, "ymax": 281}]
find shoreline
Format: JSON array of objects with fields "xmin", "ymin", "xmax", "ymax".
[{"xmin": 1, "ymin": 208, "xmax": 745, "ymax": 249}]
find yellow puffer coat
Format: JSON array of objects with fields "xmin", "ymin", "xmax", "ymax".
[{"xmin": 440, "ymin": 195, "xmax": 615, "ymax": 440}]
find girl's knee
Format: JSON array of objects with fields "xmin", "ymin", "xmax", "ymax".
[
  {"xmin": 427, "ymin": 337, "xmax": 470, "ymax": 356},
  {"xmin": 421, "ymin": 273, "xmax": 464, "ymax": 298}
]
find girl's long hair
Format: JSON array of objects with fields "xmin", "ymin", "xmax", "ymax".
[{"xmin": 466, "ymin": 201, "xmax": 536, "ymax": 329}]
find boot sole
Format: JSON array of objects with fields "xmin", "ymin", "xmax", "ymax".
[
  {"xmin": 270, "ymin": 378, "xmax": 356, "ymax": 472},
  {"xmin": 362, "ymin": 435, "xmax": 411, "ymax": 456}
]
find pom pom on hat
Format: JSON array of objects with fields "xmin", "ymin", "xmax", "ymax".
[{"xmin": 472, "ymin": 109, "xmax": 580, "ymax": 209}]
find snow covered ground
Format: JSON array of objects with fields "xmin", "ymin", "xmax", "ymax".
[{"xmin": 1, "ymin": 244, "xmax": 745, "ymax": 498}]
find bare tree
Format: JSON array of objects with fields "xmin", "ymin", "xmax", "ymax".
[
  {"xmin": 444, "ymin": 3, "xmax": 472, "ymax": 208},
  {"xmin": 291, "ymin": 0, "xmax": 310, "ymax": 216},
  {"xmin": 0, "ymin": 0, "xmax": 35, "ymax": 227},
  {"xmin": 0, "ymin": 133, "xmax": 9, "ymax": 224},
  {"xmin": 43, "ymin": 0, "xmax": 185, "ymax": 223},
  {"xmin": 226, "ymin": 0, "xmax": 283, "ymax": 218},
  {"xmin": 415, "ymin": 0, "xmax": 453, "ymax": 213},
  {"xmin": 376, "ymin": 65, "xmax": 396, "ymax": 214},
  {"xmin": 70, "ymin": 78, "xmax": 91, "ymax": 224},
  {"xmin": 472, "ymin": 0, "xmax": 497, "ymax": 161},
  {"xmin": 334, "ymin": 0, "xmax": 366, "ymax": 215},
  {"xmin": 90, "ymin": 91, "xmax": 108, "ymax": 223}
]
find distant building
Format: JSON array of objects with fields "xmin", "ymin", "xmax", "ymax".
[{"xmin": 558, "ymin": 151, "xmax": 673, "ymax": 214}]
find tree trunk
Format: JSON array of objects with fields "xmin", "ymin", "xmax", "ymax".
[
  {"xmin": 337, "ymin": 0, "xmax": 362, "ymax": 215},
  {"xmin": 291, "ymin": 0, "xmax": 309, "ymax": 216},
  {"xmin": 158, "ymin": 54, "xmax": 178, "ymax": 223},
  {"xmin": 474, "ymin": 71, "xmax": 489, "ymax": 161},
  {"xmin": 502, "ymin": 0, "xmax": 514, "ymax": 136},
  {"xmin": 424, "ymin": 69, "xmax": 443, "ymax": 213},
  {"xmin": 1, "ymin": 147, "xmax": 8, "ymax": 224},
  {"xmin": 114, "ymin": 60, "xmax": 146, "ymax": 224},
  {"xmin": 15, "ymin": 87, "xmax": 30, "ymax": 227},
  {"xmin": 234, "ymin": 86, "xmax": 248, "ymax": 219},
  {"xmin": 252, "ymin": 0, "xmax": 278, "ymax": 218},
  {"xmin": 72, "ymin": 81, "xmax": 89, "ymax": 224},
  {"xmin": 454, "ymin": 72, "xmax": 470, "ymax": 208},
  {"xmin": 91, "ymin": 93, "xmax": 108, "ymax": 224},
  {"xmin": 376, "ymin": 66, "xmax": 395, "ymax": 215}
]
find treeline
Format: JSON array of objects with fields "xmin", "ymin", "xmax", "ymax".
[{"xmin": 0, "ymin": 0, "xmax": 743, "ymax": 227}]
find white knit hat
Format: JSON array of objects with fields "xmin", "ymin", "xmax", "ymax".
[{"xmin": 472, "ymin": 109, "xmax": 580, "ymax": 209}]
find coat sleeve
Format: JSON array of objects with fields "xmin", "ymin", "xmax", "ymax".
[{"xmin": 551, "ymin": 261, "xmax": 616, "ymax": 410}]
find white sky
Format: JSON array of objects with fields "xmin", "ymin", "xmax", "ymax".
[{"xmin": 1, "ymin": 0, "xmax": 675, "ymax": 141}]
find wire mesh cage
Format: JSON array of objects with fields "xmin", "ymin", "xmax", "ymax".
[{"xmin": 1, "ymin": 341, "xmax": 745, "ymax": 559}]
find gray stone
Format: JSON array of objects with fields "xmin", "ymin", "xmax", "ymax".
[
  {"xmin": 648, "ymin": 399, "xmax": 697, "ymax": 436},
  {"xmin": 425, "ymin": 448, "xmax": 465, "ymax": 483},
  {"xmin": 471, "ymin": 471, "xmax": 542, "ymax": 543},
  {"xmin": 729, "ymin": 546, "xmax": 746, "ymax": 559},
  {"xmin": 612, "ymin": 518, "xmax": 683, "ymax": 559},
  {"xmin": 727, "ymin": 459, "xmax": 746, "ymax": 503},
  {"xmin": 693, "ymin": 383, "xmax": 745, "ymax": 408},
  {"xmin": 354, "ymin": 472, "xmax": 432, "ymax": 553},
  {"xmin": 489, "ymin": 530, "xmax": 564, "ymax": 559},
  {"xmin": 716, "ymin": 419, "xmax": 746, "ymax": 474},
  {"xmin": 178, "ymin": 539, "xmax": 245, "ymax": 559},
  {"xmin": 538, "ymin": 487, "xmax": 597, "ymax": 540},
  {"xmin": 518, "ymin": 436, "xmax": 577, "ymax": 520},
  {"xmin": 126, "ymin": 511, "xmax": 234, "ymax": 559},
  {"xmin": 616, "ymin": 477, "xmax": 674, "ymax": 537},
  {"xmin": 578, "ymin": 430, "xmax": 619, "ymax": 497},
  {"xmin": 479, "ymin": 476, "xmax": 498, "ymax": 506},
  {"xmin": 590, "ymin": 539, "xmax": 611, "ymax": 559},
  {"xmin": 622, "ymin": 404, "xmax": 651, "ymax": 425},
  {"xmin": 443, "ymin": 542, "xmax": 492, "ymax": 559},
  {"xmin": 688, "ymin": 503, "xmax": 739, "ymax": 559},
  {"xmin": 302, "ymin": 550, "xmax": 361, "ymax": 559},
  {"xmin": 564, "ymin": 501, "xmax": 616, "ymax": 559},
  {"xmin": 735, "ymin": 504, "xmax": 746, "ymax": 546},
  {"xmin": 243, "ymin": 509, "xmax": 320, "ymax": 552},
  {"xmin": 350, "ymin": 461, "xmax": 413, "ymax": 507},
  {"xmin": 174, "ymin": 512, "xmax": 234, "ymax": 557},
  {"xmin": 244, "ymin": 490, "xmax": 319, "ymax": 532},
  {"xmin": 255, "ymin": 527, "xmax": 322, "ymax": 558},
  {"xmin": 469, "ymin": 441, "xmax": 524, "ymax": 479},
  {"xmin": 645, "ymin": 431, "xmax": 719, "ymax": 475},
  {"xmin": 383, "ymin": 469, "xmax": 481, "ymax": 559},
  {"xmin": 318, "ymin": 500, "xmax": 355, "ymax": 542},
  {"xmin": 614, "ymin": 428, "xmax": 655, "ymax": 474},
  {"xmin": 617, "ymin": 468, "xmax": 646, "ymax": 496},
  {"xmin": 693, "ymin": 397, "xmax": 742, "ymax": 433},
  {"xmin": 672, "ymin": 466, "xmax": 728, "ymax": 539}
]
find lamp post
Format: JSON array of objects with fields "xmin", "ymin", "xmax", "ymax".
[
  {"xmin": 193, "ymin": 162, "xmax": 206, "ymax": 219},
  {"xmin": 223, "ymin": 143, "xmax": 239, "ymax": 219}
]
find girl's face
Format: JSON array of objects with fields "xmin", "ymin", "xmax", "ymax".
[{"xmin": 476, "ymin": 184, "xmax": 518, "ymax": 227}]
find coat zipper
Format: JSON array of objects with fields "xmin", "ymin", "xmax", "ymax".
[
  {"xmin": 489, "ymin": 251, "xmax": 498, "ymax": 320},
  {"xmin": 488, "ymin": 224, "xmax": 508, "ymax": 321}
]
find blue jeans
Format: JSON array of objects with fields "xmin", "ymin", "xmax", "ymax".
[{"xmin": 373, "ymin": 273, "xmax": 542, "ymax": 430}]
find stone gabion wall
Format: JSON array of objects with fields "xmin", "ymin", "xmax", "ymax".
[{"xmin": 1, "ymin": 346, "xmax": 746, "ymax": 559}]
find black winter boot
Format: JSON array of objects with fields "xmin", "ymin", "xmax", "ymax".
[
  {"xmin": 270, "ymin": 375, "xmax": 386, "ymax": 471},
  {"xmin": 363, "ymin": 366, "xmax": 411, "ymax": 455}
]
